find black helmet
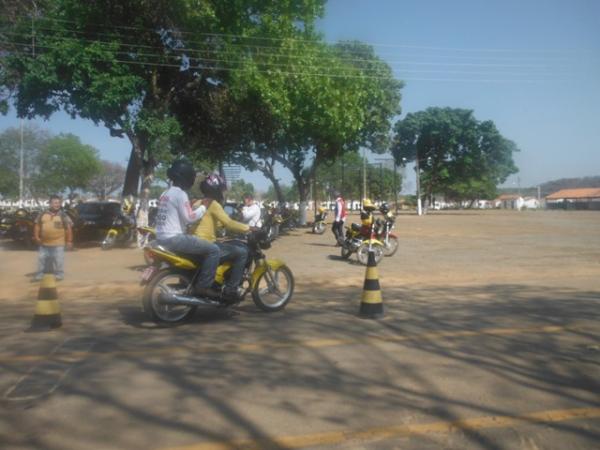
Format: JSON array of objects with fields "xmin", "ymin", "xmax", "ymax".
[
  {"xmin": 167, "ymin": 159, "xmax": 196, "ymax": 190},
  {"xmin": 380, "ymin": 202, "xmax": 390, "ymax": 214},
  {"xmin": 200, "ymin": 173, "xmax": 227, "ymax": 202}
]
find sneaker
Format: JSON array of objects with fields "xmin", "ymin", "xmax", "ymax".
[
  {"xmin": 56, "ymin": 275, "xmax": 64, "ymax": 281},
  {"xmin": 221, "ymin": 288, "xmax": 242, "ymax": 305}
]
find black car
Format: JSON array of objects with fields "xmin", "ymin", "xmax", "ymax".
[{"xmin": 74, "ymin": 201, "xmax": 129, "ymax": 243}]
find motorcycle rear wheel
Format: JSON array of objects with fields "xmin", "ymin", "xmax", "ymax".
[
  {"xmin": 143, "ymin": 270, "xmax": 197, "ymax": 323},
  {"xmin": 357, "ymin": 243, "xmax": 384, "ymax": 266},
  {"xmin": 313, "ymin": 222, "xmax": 326, "ymax": 234},
  {"xmin": 252, "ymin": 265, "xmax": 294, "ymax": 312},
  {"xmin": 383, "ymin": 235, "xmax": 399, "ymax": 257}
]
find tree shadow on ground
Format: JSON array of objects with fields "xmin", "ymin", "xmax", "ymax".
[{"xmin": 1, "ymin": 283, "xmax": 599, "ymax": 450}]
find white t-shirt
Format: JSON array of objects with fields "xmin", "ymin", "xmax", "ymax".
[
  {"xmin": 156, "ymin": 186, "xmax": 206, "ymax": 240},
  {"xmin": 241, "ymin": 203, "xmax": 262, "ymax": 227}
]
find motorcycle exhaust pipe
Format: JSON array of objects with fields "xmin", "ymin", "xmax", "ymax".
[{"xmin": 158, "ymin": 292, "xmax": 222, "ymax": 307}]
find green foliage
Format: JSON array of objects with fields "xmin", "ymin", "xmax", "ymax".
[
  {"xmin": 88, "ymin": 160, "xmax": 127, "ymax": 199},
  {"xmin": 32, "ymin": 133, "xmax": 101, "ymax": 196},
  {"xmin": 227, "ymin": 179, "xmax": 255, "ymax": 202},
  {"xmin": 391, "ymin": 107, "xmax": 519, "ymax": 201},
  {"xmin": 263, "ymin": 184, "xmax": 298, "ymax": 203},
  {"xmin": 315, "ymin": 151, "xmax": 401, "ymax": 202},
  {"xmin": 0, "ymin": 124, "xmax": 51, "ymax": 198}
]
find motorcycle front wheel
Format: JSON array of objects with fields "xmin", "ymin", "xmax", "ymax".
[
  {"xmin": 357, "ymin": 243, "xmax": 384, "ymax": 266},
  {"xmin": 252, "ymin": 265, "xmax": 294, "ymax": 312},
  {"xmin": 341, "ymin": 244, "xmax": 353, "ymax": 259},
  {"xmin": 143, "ymin": 270, "xmax": 197, "ymax": 323},
  {"xmin": 101, "ymin": 234, "xmax": 115, "ymax": 250},
  {"xmin": 383, "ymin": 235, "xmax": 399, "ymax": 257},
  {"xmin": 313, "ymin": 222, "xmax": 326, "ymax": 234}
]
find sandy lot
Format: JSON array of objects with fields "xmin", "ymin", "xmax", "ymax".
[{"xmin": 0, "ymin": 210, "xmax": 598, "ymax": 450}]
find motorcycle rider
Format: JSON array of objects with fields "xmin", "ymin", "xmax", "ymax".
[
  {"xmin": 241, "ymin": 193, "xmax": 262, "ymax": 227},
  {"xmin": 360, "ymin": 198, "xmax": 378, "ymax": 237},
  {"xmin": 331, "ymin": 191, "xmax": 347, "ymax": 246},
  {"xmin": 155, "ymin": 160, "xmax": 220, "ymax": 299},
  {"xmin": 193, "ymin": 174, "xmax": 251, "ymax": 302}
]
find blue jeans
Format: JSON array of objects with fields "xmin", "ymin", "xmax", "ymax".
[
  {"xmin": 217, "ymin": 241, "xmax": 248, "ymax": 290},
  {"xmin": 36, "ymin": 245, "xmax": 65, "ymax": 279},
  {"xmin": 157, "ymin": 235, "xmax": 220, "ymax": 289}
]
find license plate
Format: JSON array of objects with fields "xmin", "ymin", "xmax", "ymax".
[{"xmin": 140, "ymin": 266, "xmax": 157, "ymax": 282}]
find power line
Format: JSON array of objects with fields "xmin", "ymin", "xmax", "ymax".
[
  {"xmin": 2, "ymin": 13, "xmax": 594, "ymax": 55},
  {"xmin": 1, "ymin": 19, "xmax": 589, "ymax": 68},
  {"xmin": 0, "ymin": 35, "xmax": 575, "ymax": 75},
  {"xmin": 1, "ymin": 46, "xmax": 569, "ymax": 83},
  {"xmin": 1, "ymin": 39, "xmax": 571, "ymax": 80}
]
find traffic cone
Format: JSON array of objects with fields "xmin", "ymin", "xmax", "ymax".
[
  {"xmin": 29, "ymin": 273, "xmax": 62, "ymax": 331},
  {"xmin": 359, "ymin": 249, "xmax": 384, "ymax": 319}
]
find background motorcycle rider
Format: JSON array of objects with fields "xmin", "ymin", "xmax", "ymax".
[
  {"xmin": 332, "ymin": 191, "xmax": 347, "ymax": 246},
  {"xmin": 32, "ymin": 194, "xmax": 73, "ymax": 281},
  {"xmin": 193, "ymin": 174, "xmax": 251, "ymax": 302},
  {"xmin": 241, "ymin": 193, "xmax": 262, "ymax": 228},
  {"xmin": 155, "ymin": 160, "xmax": 220, "ymax": 299}
]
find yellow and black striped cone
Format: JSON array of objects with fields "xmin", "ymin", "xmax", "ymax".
[
  {"xmin": 29, "ymin": 273, "xmax": 62, "ymax": 331},
  {"xmin": 359, "ymin": 249, "xmax": 384, "ymax": 319}
]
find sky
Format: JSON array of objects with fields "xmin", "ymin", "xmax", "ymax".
[{"xmin": 1, "ymin": 0, "xmax": 599, "ymax": 194}]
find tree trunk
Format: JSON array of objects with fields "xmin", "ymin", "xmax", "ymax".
[
  {"xmin": 123, "ymin": 145, "xmax": 142, "ymax": 198},
  {"xmin": 295, "ymin": 174, "xmax": 309, "ymax": 226}
]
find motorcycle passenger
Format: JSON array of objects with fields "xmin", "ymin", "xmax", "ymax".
[
  {"xmin": 155, "ymin": 160, "xmax": 220, "ymax": 299},
  {"xmin": 193, "ymin": 174, "xmax": 251, "ymax": 302},
  {"xmin": 332, "ymin": 191, "xmax": 347, "ymax": 246},
  {"xmin": 241, "ymin": 193, "xmax": 262, "ymax": 227}
]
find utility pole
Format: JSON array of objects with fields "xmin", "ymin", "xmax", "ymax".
[
  {"xmin": 393, "ymin": 161, "xmax": 398, "ymax": 212},
  {"xmin": 415, "ymin": 151, "xmax": 422, "ymax": 216},
  {"xmin": 19, "ymin": 120, "xmax": 24, "ymax": 205},
  {"xmin": 362, "ymin": 148, "xmax": 367, "ymax": 202}
]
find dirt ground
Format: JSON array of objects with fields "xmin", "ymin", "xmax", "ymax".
[{"xmin": 0, "ymin": 210, "xmax": 599, "ymax": 450}]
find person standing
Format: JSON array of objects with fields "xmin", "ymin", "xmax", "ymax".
[
  {"xmin": 33, "ymin": 195, "xmax": 73, "ymax": 281},
  {"xmin": 331, "ymin": 191, "xmax": 347, "ymax": 245},
  {"xmin": 241, "ymin": 193, "xmax": 262, "ymax": 228}
]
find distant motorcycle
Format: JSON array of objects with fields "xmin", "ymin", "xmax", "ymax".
[
  {"xmin": 262, "ymin": 206, "xmax": 282, "ymax": 242},
  {"xmin": 312, "ymin": 207, "xmax": 328, "ymax": 234},
  {"xmin": 374, "ymin": 203, "xmax": 398, "ymax": 257},
  {"xmin": 341, "ymin": 207, "xmax": 384, "ymax": 265},
  {"xmin": 7, "ymin": 208, "xmax": 36, "ymax": 248},
  {"xmin": 101, "ymin": 215, "xmax": 135, "ymax": 250}
]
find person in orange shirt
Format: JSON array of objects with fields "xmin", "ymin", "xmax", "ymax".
[{"xmin": 33, "ymin": 195, "xmax": 73, "ymax": 281}]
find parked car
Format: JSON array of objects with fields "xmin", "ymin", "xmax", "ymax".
[{"xmin": 74, "ymin": 201, "xmax": 132, "ymax": 244}]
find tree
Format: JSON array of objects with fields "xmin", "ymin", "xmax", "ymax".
[
  {"xmin": 226, "ymin": 39, "xmax": 402, "ymax": 223},
  {"xmin": 33, "ymin": 133, "xmax": 101, "ymax": 197},
  {"xmin": 1, "ymin": 1, "xmax": 327, "ymax": 198},
  {"xmin": 227, "ymin": 179, "xmax": 255, "ymax": 203},
  {"xmin": 88, "ymin": 160, "xmax": 127, "ymax": 200},
  {"xmin": 391, "ymin": 107, "xmax": 518, "ymax": 203},
  {"xmin": 0, "ymin": 124, "xmax": 50, "ymax": 198}
]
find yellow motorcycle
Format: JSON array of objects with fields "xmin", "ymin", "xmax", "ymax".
[
  {"xmin": 140, "ymin": 230, "xmax": 294, "ymax": 324},
  {"xmin": 341, "ymin": 211, "xmax": 385, "ymax": 265},
  {"xmin": 101, "ymin": 215, "xmax": 135, "ymax": 250}
]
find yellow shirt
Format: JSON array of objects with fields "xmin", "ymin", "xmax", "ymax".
[
  {"xmin": 193, "ymin": 201, "xmax": 249, "ymax": 242},
  {"xmin": 37, "ymin": 211, "xmax": 71, "ymax": 246}
]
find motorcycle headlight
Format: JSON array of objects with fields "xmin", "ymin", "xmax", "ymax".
[{"xmin": 114, "ymin": 219, "xmax": 123, "ymax": 226}]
